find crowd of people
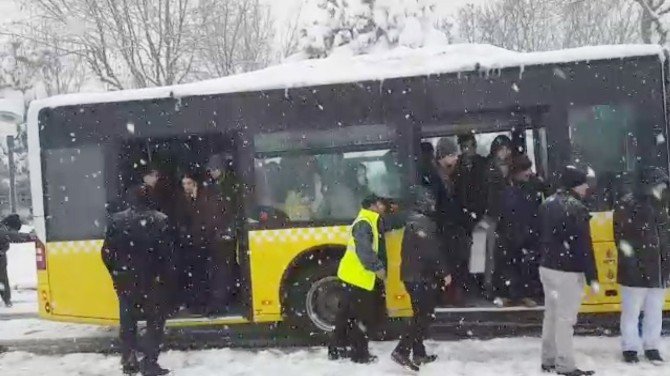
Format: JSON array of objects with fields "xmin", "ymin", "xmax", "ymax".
[
  {"xmin": 101, "ymin": 153, "xmax": 242, "ymax": 376},
  {"xmin": 328, "ymin": 132, "xmax": 670, "ymax": 376}
]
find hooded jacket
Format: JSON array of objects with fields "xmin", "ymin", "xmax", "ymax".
[
  {"xmin": 614, "ymin": 167, "xmax": 670, "ymax": 288},
  {"xmin": 400, "ymin": 187, "xmax": 451, "ymax": 282}
]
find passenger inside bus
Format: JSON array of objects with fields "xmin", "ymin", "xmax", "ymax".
[{"xmin": 421, "ymin": 129, "xmax": 547, "ymax": 308}]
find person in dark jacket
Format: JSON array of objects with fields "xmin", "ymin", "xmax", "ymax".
[
  {"xmin": 101, "ymin": 187, "xmax": 175, "ymax": 376},
  {"xmin": 175, "ymin": 172, "xmax": 233, "ymax": 315},
  {"xmin": 435, "ymin": 138, "xmax": 471, "ymax": 305},
  {"xmin": 539, "ymin": 166, "xmax": 599, "ymax": 376},
  {"xmin": 454, "ymin": 133, "xmax": 488, "ymax": 229},
  {"xmin": 614, "ymin": 166, "xmax": 670, "ymax": 364},
  {"xmin": 494, "ymin": 154, "xmax": 542, "ymax": 307},
  {"xmin": 391, "ymin": 186, "xmax": 452, "ymax": 371},
  {"xmin": 0, "ymin": 215, "xmax": 37, "ymax": 307},
  {"xmin": 330, "ymin": 194, "xmax": 402, "ymax": 364}
]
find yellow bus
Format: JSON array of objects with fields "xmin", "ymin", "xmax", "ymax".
[{"xmin": 27, "ymin": 44, "xmax": 670, "ymax": 335}]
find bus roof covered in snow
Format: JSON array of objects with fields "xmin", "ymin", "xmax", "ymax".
[{"xmin": 27, "ymin": 44, "xmax": 666, "ymax": 118}]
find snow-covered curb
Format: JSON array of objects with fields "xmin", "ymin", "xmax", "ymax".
[{"xmin": 1, "ymin": 336, "xmax": 669, "ymax": 376}]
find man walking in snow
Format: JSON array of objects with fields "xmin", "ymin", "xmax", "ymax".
[
  {"xmin": 0, "ymin": 214, "xmax": 38, "ymax": 307},
  {"xmin": 329, "ymin": 195, "xmax": 390, "ymax": 364},
  {"xmin": 614, "ymin": 166, "xmax": 670, "ymax": 365},
  {"xmin": 102, "ymin": 186, "xmax": 175, "ymax": 376},
  {"xmin": 538, "ymin": 166, "xmax": 599, "ymax": 376},
  {"xmin": 391, "ymin": 186, "xmax": 452, "ymax": 371}
]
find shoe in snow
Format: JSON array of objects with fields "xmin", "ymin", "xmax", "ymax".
[
  {"xmin": 622, "ymin": 351, "xmax": 639, "ymax": 363},
  {"xmin": 140, "ymin": 362, "xmax": 170, "ymax": 376},
  {"xmin": 520, "ymin": 297, "xmax": 538, "ymax": 308},
  {"xmin": 351, "ymin": 354, "xmax": 378, "ymax": 364},
  {"xmin": 122, "ymin": 352, "xmax": 140, "ymax": 375},
  {"xmin": 328, "ymin": 346, "xmax": 348, "ymax": 360},
  {"xmin": 645, "ymin": 350, "xmax": 664, "ymax": 365},
  {"xmin": 541, "ymin": 364, "xmax": 556, "ymax": 373},
  {"xmin": 557, "ymin": 369, "xmax": 594, "ymax": 376},
  {"xmin": 413, "ymin": 354, "xmax": 438, "ymax": 365},
  {"xmin": 4, "ymin": 301, "xmax": 12, "ymax": 308},
  {"xmin": 391, "ymin": 351, "xmax": 420, "ymax": 372}
]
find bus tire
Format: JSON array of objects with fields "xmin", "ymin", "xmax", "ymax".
[{"xmin": 284, "ymin": 259, "xmax": 343, "ymax": 337}]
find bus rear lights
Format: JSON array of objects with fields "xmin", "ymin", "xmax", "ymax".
[
  {"xmin": 41, "ymin": 290, "xmax": 48, "ymax": 301},
  {"xmin": 395, "ymin": 294, "xmax": 407, "ymax": 300},
  {"xmin": 44, "ymin": 302, "xmax": 52, "ymax": 313},
  {"xmin": 262, "ymin": 300, "xmax": 273, "ymax": 306},
  {"xmin": 35, "ymin": 242, "xmax": 48, "ymax": 270}
]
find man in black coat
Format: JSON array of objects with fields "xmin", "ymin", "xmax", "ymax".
[
  {"xmin": 494, "ymin": 154, "xmax": 542, "ymax": 307},
  {"xmin": 102, "ymin": 186, "xmax": 175, "ymax": 376},
  {"xmin": 614, "ymin": 166, "xmax": 670, "ymax": 364},
  {"xmin": 539, "ymin": 166, "xmax": 599, "ymax": 376},
  {"xmin": 0, "ymin": 215, "xmax": 38, "ymax": 307},
  {"xmin": 391, "ymin": 186, "xmax": 452, "ymax": 371}
]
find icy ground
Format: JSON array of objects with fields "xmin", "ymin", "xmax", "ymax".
[{"xmin": 0, "ymin": 336, "xmax": 668, "ymax": 375}]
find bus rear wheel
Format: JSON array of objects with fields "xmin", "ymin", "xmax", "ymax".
[{"xmin": 285, "ymin": 261, "xmax": 344, "ymax": 337}]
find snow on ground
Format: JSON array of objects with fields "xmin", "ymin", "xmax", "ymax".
[
  {"xmin": 0, "ymin": 318, "xmax": 111, "ymax": 341},
  {"xmin": 0, "ymin": 336, "xmax": 668, "ymax": 376},
  {"xmin": 0, "ymin": 289, "xmax": 36, "ymax": 316},
  {"xmin": 6, "ymin": 240, "xmax": 37, "ymax": 291}
]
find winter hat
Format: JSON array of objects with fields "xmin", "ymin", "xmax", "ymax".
[
  {"xmin": 509, "ymin": 154, "xmax": 533, "ymax": 176},
  {"xmin": 435, "ymin": 137, "xmax": 459, "ymax": 161},
  {"xmin": 206, "ymin": 153, "xmax": 233, "ymax": 172},
  {"xmin": 639, "ymin": 166, "xmax": 669, "ymax": 186},
  {"xmin": 489, "ymin": 135, "xmax": 512, "ymax": 157},
  {"xmin": 560, "ymin": 166, "xmax": 588, "ymax": 190},
  {"xmin": 1, "ymin": 214, "xmax": 22, "ymax": 231}
]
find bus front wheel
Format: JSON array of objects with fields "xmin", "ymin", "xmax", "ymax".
[{"xmin": 285, "ymin": 261, "xmax": 344, "ymax": 336}]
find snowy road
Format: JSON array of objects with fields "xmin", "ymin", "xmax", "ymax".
[{"xmin": 1, "ymin": 336, "xmax": 668, "ymax": 376}]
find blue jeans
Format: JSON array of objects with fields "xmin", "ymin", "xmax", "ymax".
[{"xmin": 620, "ymin": 286, "xmax": 666, "ymax": 352}]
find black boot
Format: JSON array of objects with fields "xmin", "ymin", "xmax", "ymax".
[
  {"xmin": 556, "ymin": 369, "xmax": 594, "ymax": 376},
  {"xmin": 644, "ymin": 350, "xmax": 664, "ymax": 365},
  {"xmin": 541, "ymin": 364, "xmax": 556, "ymax": 373},
  {"xmin": 622, "ymin": 351, "xmax": 639, "ymax": 364},
  {"xmin": 328, "ymin": 346, "xmax": 348, "ymax": 361},
  {"xmin": 351, "ymin": 353, "xmax": 378, "ymax": 364},
  {"xmin": 391, "ymin": 350, "xmax": 420, "ymax": 371},
  {"xmin": 413, "ymin": 354, "xmax": 438, "ymax": 365},
  {"xmin": 140, "ymin": 360, "xmax": 170, "ymax": 376},
  {"xmin": 121, "ymin": 352, "xmax": 140, "ymax": 375}
]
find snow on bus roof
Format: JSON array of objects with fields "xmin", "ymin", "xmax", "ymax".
[{"xmin": 29, "ymin": 43, "xmax": 665, "ymax": 116}]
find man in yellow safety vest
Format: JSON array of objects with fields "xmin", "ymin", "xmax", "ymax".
[{"xmin": 329, "ymin": 194, "xmax": 390, "ymax": 364}]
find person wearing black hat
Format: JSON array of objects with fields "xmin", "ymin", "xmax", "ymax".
[
  {"xmin": 538, "ymin": 166, "xmax": 599, "ymax": 376},
  {"xmin": 391, "ymin": 186, "xmax": 452, "ymax": 371},
  {"xmin": 614, "ymin": 166, "xmax": 670, "ymax": 365},
  {"xmin": 102, "ymin": 187, "xmax": 175, "ymax": 376},
  {"xmin": 329, "ymin": 194, "xmax": 391, "ymax": 364},
  {"xmin": 0, "ymin": 214, "xmax": 38, "ymax": 307},
  {"xmin": 494, "ymin": 154, "xmax": 542, "ymax": 308}
]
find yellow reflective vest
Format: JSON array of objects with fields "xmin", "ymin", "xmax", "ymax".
[{"xmin": 337, "ymin": 208, "xmax": 381, "ymax": 291}]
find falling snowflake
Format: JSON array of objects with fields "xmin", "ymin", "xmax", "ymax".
[{"xmin": 619, "ymin": 240, "xmax": 633, "ymax": 257}]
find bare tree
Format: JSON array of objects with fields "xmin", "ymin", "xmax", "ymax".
[
  {"xmin": 194, "ymin": 0, "xmax": 273, "ymax": 78},
  {"xmin": 458, "ymin": 0, "xmax": 642, "ymax": 51},
  {"xmin": 277, "ymin": 0, "xmax": 306, "ymax": 60},
  {"xmin": 632, "ymin": 0, "xmax": 670, "ymax": 44}
]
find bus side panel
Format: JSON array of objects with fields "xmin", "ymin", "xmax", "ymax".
[
  {"xmin": 248, "ymin": 226, "xmax": 348, "ymax": 321},
  {"xmin": 45, "ymin": 241, "xmax": 118, "ymax": 320},
  {"xmin": 37, "ymin": 270, "xmax": 52, "ymax": 317},
  {"xmin": 385, "ymin": 229, "xmax": 412, "ymax": 317}
]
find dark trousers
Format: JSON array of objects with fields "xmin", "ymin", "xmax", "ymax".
[
  {"xmin": 0, "ymin": 255, "xmax": 10, "ymax": 305},
  {"xmin": 207, "ymin": 241, "xmax": 237, "ymax": 313},
  {"xmin": 180, "ymin": 247, "xmax": 210, "ymax": 311},
  {"xmin": 330, "ymin": 282, "xmax": 381, "ymax": 360},
  {"xmin": 394, "ymin": 281, "xmax": 438, "ymax": 357},
  {"xmin": 118, "ymin": 295, "xmax": 166, "ymax": 364},
  {"xmin": 494, "ymin": 243, "xmax": 539, "ymax": 300}
]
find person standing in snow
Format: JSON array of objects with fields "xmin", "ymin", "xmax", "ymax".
[
  {"xmin": 329, "ymin": 195, "xmax": 391, "ymax": 364},
  {"xmin": 102, "ymin": 186, "xmax": 175, "ymax": 376},
  {"xmin": 391, "ymin": 186, "xmax": 452, "ymax": 371},
  {"xmin": 538, "ymin": 166, "xmax": 599, "ymax": 376},
  {"xmin": 614, "ymin": 166, "xmax": 670, "ymax": 365},
  {"xmin": 0, "ymin": 214, "xmax": 38, "ymax": 307}
]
